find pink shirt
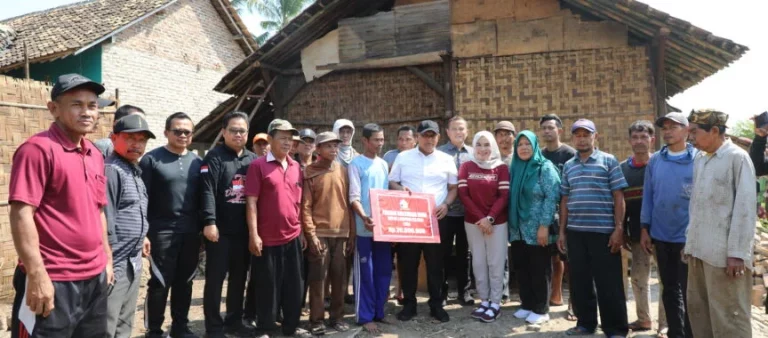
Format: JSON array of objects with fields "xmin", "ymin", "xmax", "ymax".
[
  {"xmin": 9, "ymin": 123, "xmax": 107, "ymax": 281},
  {"xmin": 458, "ymin": 161, "xmax": 510, "ymax": 224},
  {"xmin": 244, "ymin": 153, "xmax": 303, "ymax": 246}
]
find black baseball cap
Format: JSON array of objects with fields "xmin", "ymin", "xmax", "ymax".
[
  {"xmin": 298, "ymin": 128, "xmax": 317, "ymax": 141},
  {"xmin": 113, "ymin": 114, "xmax": 156, "ymax": 139},
  {"xmin": 98, "ymin": 98, "xmax": 115, "ymax": 109},
  {"xmin": 51, "ymin": 73, "xmax": 105, "ymax": 101},
  {"xmin": 417, "ymin": 120, "xmax": 440, "ymax": 134}
]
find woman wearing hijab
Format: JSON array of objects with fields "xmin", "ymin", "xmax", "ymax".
[
  {"xmin": 333, "ymin": 119, "xmax": 359, "ymax": 167},
  {"xmin": 508, "ymin": 130, "xmax": 561, "ymax": 325},
  {"xmin": 458, "ymin": 131, "xmax": 510, "ymax": 323}
]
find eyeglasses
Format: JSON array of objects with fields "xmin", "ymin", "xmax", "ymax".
[
  {"xmin": 227, "ymin": 128, "xmax": 248, "ymax": 135},
  {"xmin": 170, "ymin": 129, "xmax": 192, "ymax": 137}
]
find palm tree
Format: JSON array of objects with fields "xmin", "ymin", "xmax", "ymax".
[{"xmin": 231, "ymin": 0, "xmax": 312, "ymax": 44}]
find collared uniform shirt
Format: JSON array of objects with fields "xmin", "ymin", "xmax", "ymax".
[
  {"xmin": 389, "ymin": 148, "xmax": 458, "ymax": 206},
  {"xmin": 8, "ymin": 123, "xmax": 107, "ymax": 281},
  {"xmin": 686, "ymin": 140, "xmax": 756, "ymax": 268},
  {"xmin": 245, "ymin": 152, "xmax": 303, "ymax": 246},
  {"xmin": 437, "ymin": 143, "xmax": 473, "ymax": 217}
]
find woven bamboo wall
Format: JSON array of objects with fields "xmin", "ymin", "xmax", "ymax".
[
  {"xmin": 283, "ymin": 66, "xmax": 446, "ymax": 151},
  {"xmin": 0, "ymin": 75, "xmax": 112, "ymax": 299},
  {"xmin": 454, "ymin": 46, "xmax": 655, "ymax": 160}
]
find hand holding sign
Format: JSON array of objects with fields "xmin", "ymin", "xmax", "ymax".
[{"xmin": 369, "ymin": 189, "xmax": 441, "ymax": 244}]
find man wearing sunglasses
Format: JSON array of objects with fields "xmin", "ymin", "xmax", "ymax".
[
  {"xmin": 200, "ymin": 111, "xmax": 259, "ymax": 338},
  {"xmin": 140, "ymin": 112, "xmax": 203, "ymax": 338}
]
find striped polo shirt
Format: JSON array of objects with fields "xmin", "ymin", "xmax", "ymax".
[
  {"xmin": 560, "ymin": 150, "xmax": 628, "ymax": 233},
  {"xmin": 105, "ymin": 154, "xmax": 149, "ymax": 281}
]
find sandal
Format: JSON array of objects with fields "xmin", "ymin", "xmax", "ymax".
[
  {"xmin": 331, "ymin": 321, "xmax": 349, "ymax": 332},
  {"xmin": 310, "ymin": 324, "xmax": 326, "ymax": 336},
  {"xmin": 566, "ymin": 326, "xmax": 595, "ymax": 336},
  {"xmin": 657, "ymin": 327, "xmax": 669, "ymax": 338},
  {"xmin": 566, "ymin": 308, "xmax": 577, "ymax": 321},
  {"xmin": 628, "ymin": 321, "xmax": 652, "ymax": 331}
]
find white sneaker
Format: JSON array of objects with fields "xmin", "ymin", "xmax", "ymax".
[
  {"xmin": 513, "ymin": 308, "xmax": 532, "ymax": 319},
  {"xmin": 525, "ymin": 312, "xmax": 550, "ymax": 324}
]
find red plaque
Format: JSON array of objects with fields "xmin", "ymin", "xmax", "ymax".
[{"xmin": 369, "ymin": 189, "xmax": 441, "ymax": 243}]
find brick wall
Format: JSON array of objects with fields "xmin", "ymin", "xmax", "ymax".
[
  {"xmin": 284, "ymin": 66, "xmax": 446, "ymax": 151},
  {"xmin": 454, "ymin": 46, "xmax": 655, "ymax": 160},
  {"xmin": 102, "ymin": 0, "xmax": 246, "ymax": 149}
]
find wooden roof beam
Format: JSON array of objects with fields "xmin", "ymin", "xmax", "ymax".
[{"xmin": 317, "ymin": 51, "xmax": 445, "ymax": 71}]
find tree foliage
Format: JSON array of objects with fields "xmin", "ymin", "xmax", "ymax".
[
  {"xmin": 231, "ymin": 0, "xmax": 312, "ymax": 44},
  {"xmin": 731, "ymin": 119, "xmax": 755, "ymax": 139}
]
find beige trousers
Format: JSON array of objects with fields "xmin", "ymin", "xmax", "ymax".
[
  {"xmin": 687, "ymin": 257, "xmax": 752, "ymax": 338},
  {"xmin": 622, "ymin": 242, "xmax": 667, "ymax": 327}
]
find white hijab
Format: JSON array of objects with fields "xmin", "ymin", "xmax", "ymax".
[
  {"xmin": 333, "ymin": 119, "xmax": 357, "ymax": 165},
  {"xmin": 470, "ymin": 131, "xmax": 504, "ymax": 170}
]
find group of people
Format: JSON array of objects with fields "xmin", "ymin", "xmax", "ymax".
[{"xmin": 6, "ymin": 73, "xmax": 759, "ymax": 338}]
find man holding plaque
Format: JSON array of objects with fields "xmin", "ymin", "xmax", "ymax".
[
  {"xmin": 349, "ymin": 124, "xmax": 392, "ymax": 334},
  {"xmin": 389, "ymin": 120, "xmax": 458, "ymax": 323}
]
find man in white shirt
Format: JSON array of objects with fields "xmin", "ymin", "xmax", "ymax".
[
  {"xmin": 686, "ymin": 109, "xmax": 756, "ymax": 338},
  {"xmin": 389, "ymin": 120, "xmax": 458, "ymax": 323}
]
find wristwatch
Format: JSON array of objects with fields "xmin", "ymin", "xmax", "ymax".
[{"xmin": 486, "ymin": 216, "xmax": 495, "ymax": 224}]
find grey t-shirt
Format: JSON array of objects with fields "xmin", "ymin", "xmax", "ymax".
[
  {"xmin": 437, "ymin": 142, "xmax": 473, "ymax": 217},
  {"xmin": 139, "ymin": 147, "xmax": 203, "ymax": 233},
  {"xmin": 94, "ymin": 137, "xmax": 113, "ymax": 159},
  {"xmin": 383, "ymin": 149, "xmax": 400, "ymax": 169}
]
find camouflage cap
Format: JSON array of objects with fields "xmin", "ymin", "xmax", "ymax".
[
  {"xmin": 268, "ymin": 119, "xmax": 299, "ymax": 135},
  {"xmin": 687, "ymin": 109, "xmax": 729, "ymax": 127}
]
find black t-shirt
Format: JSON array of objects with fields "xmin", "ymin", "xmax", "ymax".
[
  {"xmin": 542, "ymin": 144, "xmax": 576, "ymax": 226},
  {"xmin": 620, "ymin": 159, "xmax": 646, "ymax": 242},
  {"xmin": 542, "ymin": 144, "xmax": 577, "ymax": 175},
  {"xmin": 139, "ymin": 147, "xmax": 203, "ymax": 233}
]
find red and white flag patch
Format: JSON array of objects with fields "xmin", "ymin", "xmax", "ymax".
[{"xmin": 201, "ymin": 165, "xmax": 209, "ymax": 173}]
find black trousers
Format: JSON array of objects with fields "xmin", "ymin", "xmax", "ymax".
[
  {"xmin": 655, "ymin": 240, "xmax": 693, "ymax": 338},
  {"xmin": 145, "ymin": 232, "xmax": 200, "ymax": 334},
  {"xmin": 12, "ymin": 266, "xmax": 108, "ymax": 338},
  {"xmin": 567, "ymin": 230, "xmax": 628, "ymax": 336},
  {"xmin": 511, "ymin": 241, "xmax": 552, "ymax": 314},
  {"xmin": 441, "ymin": 216, "xmax": 470, "ymax": 299},
  {"xmin": 398, "ymin": 217, "xmax": 446, "ymax": 310},
  {"xmin": 253, "ymin": 237, "xmax": 304, "ymax": 335},
  {"xmin": 203, "ymin": 234, "xmax": 249, "ymax": 333},
  {"xmin": 243, "ymin": 255, "xmax": 259, "ymax": 321}
]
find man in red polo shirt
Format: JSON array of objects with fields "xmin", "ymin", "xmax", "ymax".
[
  {"xmin": 9, "ymin": 73, "xmax": 113, "ymax": 338},
  {"xmin": 245, "ymin": 119, "xmax": 310, "ymax": 338}
]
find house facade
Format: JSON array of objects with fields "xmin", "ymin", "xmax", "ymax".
[
  {"xmin": 198, "ymin": 0, "xmax": 746, "ymax": 160},
  {"xmin": 0, "ymin": 0, "xmax": 256, "ymax": 149}
]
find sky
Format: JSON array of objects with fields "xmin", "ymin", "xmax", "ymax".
[{"xmin": 1, "ymin": 0, "xmax": 766, "ymax": 125}]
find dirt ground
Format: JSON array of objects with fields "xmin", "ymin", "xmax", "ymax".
[{"xmin": 0, "ymin": 266, "xmax": 766, "ymax": 337}]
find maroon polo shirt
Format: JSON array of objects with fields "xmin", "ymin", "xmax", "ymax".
[
  {"xmin": 245, "ymin": 152, "xmax": 303, "ymax": 247},
  {"xmin": 9, "ymin": 123, "xmax": 107, "ymax": 281}
]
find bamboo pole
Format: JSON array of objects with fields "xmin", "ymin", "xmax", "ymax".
[
  {"xmin": 193, "ymin": 80, "xmax": 261, "ymax": 139},
  {"xmin": 23, "ymin": 41, "xmax": 30, "ymax": 80},
  {"xmin": 208, "ymin": 76, "xmax": 279, "ymax": 150}
]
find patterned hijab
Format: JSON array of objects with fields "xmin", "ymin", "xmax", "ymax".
[{"xmin": 509, "ymin": 130, "xmax": 546, "ymax": 228}]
